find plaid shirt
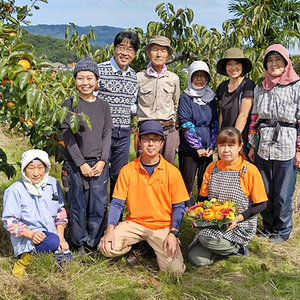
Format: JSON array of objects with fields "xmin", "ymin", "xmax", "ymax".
[{"xmin": 250, "ymin": 81, "xmax": 300, "ymax": 161}]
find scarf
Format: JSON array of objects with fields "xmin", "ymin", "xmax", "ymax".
[
  {"xmin": 263, "ymin": 44, "xmax": 300, "ymax": 90},
  {"xmin": 146, "ymin": 62, "xmax": 167, "ymax": 78},
  {"xmin": 184, "ymin": 61, "xmax": 215, "ymax": 104},
  {"xmin": 21, "ymin": 149, "xmax": 51, "ymax": 196}
]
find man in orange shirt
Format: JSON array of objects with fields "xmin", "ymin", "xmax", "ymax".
[{"xmin": 98, "ymin": 121, "xmax": 189, "ymax": 274}]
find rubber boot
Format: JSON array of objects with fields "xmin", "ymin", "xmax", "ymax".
[{"xmin": 13, "ymin": 252, "xmax": 32, "ymax": 278}]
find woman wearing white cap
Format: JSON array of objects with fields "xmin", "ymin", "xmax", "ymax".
[
  {"xmin": 178, "ymin": 61, "xmax": 218, "ymax": 207},
  {"xmin": 2, "ymin": 149, "xmax": 71, "ymax": 278}
]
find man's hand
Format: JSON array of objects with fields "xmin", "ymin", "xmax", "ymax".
[
  {"xmin": 163, "ymin": 232, "xmax": 179, "ymax": 259},
  {"xmin": 98, "ymin": 225, "xmax": 115, "ymax": 254}
]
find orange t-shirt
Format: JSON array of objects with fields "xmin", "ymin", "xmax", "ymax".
[
  {"xmin": 113, "ymin": 155, "xmax": 189, "ymax": 230},
  {"xmin": 200, "ymin": 155, "xmax": 268, "ymax": 203}
]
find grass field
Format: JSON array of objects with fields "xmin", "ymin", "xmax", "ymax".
[{"xmin": 1, "ymin": 124, "xmax": 300, "ymax": 300}]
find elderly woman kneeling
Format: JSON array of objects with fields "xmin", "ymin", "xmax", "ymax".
[{"xmin": 2, "ymin": 149, "xmax": 72, "ymax": 278}]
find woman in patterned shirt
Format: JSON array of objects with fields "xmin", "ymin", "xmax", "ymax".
[
  {"xmin": 188, "ymin": 127, "xmax": 268, "ymax": 266},
  {"xmin": 248, "ymin": 44, "xmax": 300, "ymax": 244}
]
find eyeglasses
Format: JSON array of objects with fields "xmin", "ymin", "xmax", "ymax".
[
  {"xmin": 140, "ymin": 137, "xmax": 163, "ymax": 144},
  {"xmin": 115, "ymin": 45, "xmax": 135, "ymax": 55},
  {"xmin": 193, "ymin": 74, "xmax": 207, "ymax": 79}
]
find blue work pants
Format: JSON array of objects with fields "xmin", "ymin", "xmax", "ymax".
[
  {"xmin": 68, "ymin": 160, "xmax": 109, "ymax": 249},
  {"xmin": 255, "ymin": 154, "xmax": 297, "ymax": 240}
]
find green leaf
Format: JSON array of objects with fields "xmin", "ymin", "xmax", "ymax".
[
  {"xmin": 6, "ymin": 15, "xmax": 19, "ymax": 25},
  {"xmin": 65, "ymin": 26, "xmax": 70, "ymax": 39},
  {"xmin": 0, "ymin": 66, "xmax": 8, "ymax": 80},
  {"xmin": 186, "ymin": 8, "xmax": 194, "ymax": 23},
  {"xmin": 17, "ymin": 71, "xmax": 30, "ymax": 90},
  {"xmin": 72, "ymin": 91, "xmax": 79, "ymax": 107},
  {"xmin": 70, "ymin": 114, "xmax": 79, "ymax": 133},
  {"xmin": 155, "ymin": 2, "xmax": 164, "ymax": 12},
  {"xmin": 80, "ymin": 112, "xmax": 92, "ymax": 130},
  {"xmin": 58, "ymin": 106, "xmax": 69, "ymax": 124},
  {"xmin": 11, "ymin": 43, "xmax": 33, "ymax": 51},
  {"xmin": 26, "ymin": 86, "xmax": 38, "ymax": 108}
]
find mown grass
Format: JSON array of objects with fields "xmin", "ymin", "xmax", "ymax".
[{"xmin": 1, "ymin": 124, "xmax": 300, "ymax": 300}]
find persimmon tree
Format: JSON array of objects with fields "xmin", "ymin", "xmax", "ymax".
[
  {"xmin": 0, "ymin": 0, "xmax": 86, "ymax": 178},
  {"xmin": 2, "ymin": 1, "xmax": 300, "ymax": 179}
]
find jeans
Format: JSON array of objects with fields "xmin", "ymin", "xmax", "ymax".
[
  {"xmin": 255, "ymin": 153, "xmax": 297, "ymax": 240},
  {"xmin": 68, "ymin": 160, "xmax": 109, "ymax": 249},
  {"xmin": 109, "ymin": 135, "xmax": 131, "ymax": 198}
]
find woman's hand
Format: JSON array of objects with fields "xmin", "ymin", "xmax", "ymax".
[
  {"xmin": 31, "ymin": 231, "xmax": 46, "ymax": 244},
  {"xmin": 58, "ymin": 237, "xmax": 69, "ymax": 252},
  {"xmin": 22, "ymin": 227, "xmax": 46, "ymax": 244},
  {"xmin": 294, "ymin": 152, "xmax": 300, "ymax": 167},
  {"xmin": 226, "ymin": 214, "xmax": 244, "ymax": 232},
  {"xmin": 91, "ymin": 160, "xmax": 105, "ymax": 177},
  {"xmin": 197, "ymin": 149, "xmax": 207, "ymax": 157},
  {"xmin": 248, "ymin": 147, "xmax": 255, "ymax": 163},
  {"xmin": 80, "ymin": 163, "xmax": 94, "ymax": 177},
  {"xmin": 205, "ymin": 148, "xmax": 214, "ymax": 157}
]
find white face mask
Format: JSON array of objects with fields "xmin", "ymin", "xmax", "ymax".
[{"xmin": 192, "ymin": 83, "xmax": 207, "ymax": 91}]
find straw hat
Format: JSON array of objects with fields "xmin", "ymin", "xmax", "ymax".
[
  {"xmin": 216, "ymin": 48, "xmax": 252, "ymax": 76},
  {"xmin": 145, "ymin": 35, "xmax": 173, "ymax": 56}
]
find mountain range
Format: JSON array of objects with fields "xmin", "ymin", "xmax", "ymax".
[{"xmin": 21, "ymin": 24, "xmax": 125, "ymax": 47}]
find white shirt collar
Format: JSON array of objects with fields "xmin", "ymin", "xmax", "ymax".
[{"xmin": 110, "ymin": 57, "xmax": 132, "ymax": 75}]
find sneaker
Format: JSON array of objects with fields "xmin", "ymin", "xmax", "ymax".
[
  {"xmin": 237, "ymin": 245, "xmax": 248, "ymax": 257},
  {"xmin": 257, "ymin": 229, "xmax": 271, "ymax": 239},
  {"xmin": 13, "ymin": 252, "xmax": 32, "ymax": 278},
  {"xmin": 54, "ymin": 251, "xmax": 73, "ymax": 268},
  {"xmin": 76, "ymin": 245, "xmax": 88, "ymax": 256}
]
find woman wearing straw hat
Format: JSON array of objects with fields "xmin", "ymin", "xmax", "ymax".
[{"xmin": 216, "ymin": 48, "xmax": 255, "ymax": 156}]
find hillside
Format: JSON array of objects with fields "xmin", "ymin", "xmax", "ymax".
[{"xmin": 21, "ymin": 24, "xmax": 125, "ymax": 47}]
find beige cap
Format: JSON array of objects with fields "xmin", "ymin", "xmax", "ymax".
[{"xmin": 145, "ymin": 35, "xmax": 173, "ymax": 55}]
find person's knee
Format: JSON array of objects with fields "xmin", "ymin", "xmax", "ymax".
[
  {"xmin": 35, "ymin": 232, "xmax": 60, "ymax": 253},
  {"xmin": 188, "ymin": 250, "xmax": 213, "ymax": 266}
]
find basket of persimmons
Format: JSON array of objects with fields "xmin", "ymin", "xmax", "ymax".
[{"xmin": 186, "ymin": 198, "xmax": 239, "ymax": 230}]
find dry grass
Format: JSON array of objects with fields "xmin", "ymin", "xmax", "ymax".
[{"xmin": 1, "ymin": 124, "xmax": 300, "ymax": 299}]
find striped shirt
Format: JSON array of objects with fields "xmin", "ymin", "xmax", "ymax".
[{"xmin": 250, "ymin": 81, "xmax": 300, "ymax": 161}]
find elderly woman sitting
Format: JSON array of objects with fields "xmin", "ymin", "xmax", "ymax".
[{"xmin": 2, "ymin": 149, "xmax": 72, "ymax": 278}]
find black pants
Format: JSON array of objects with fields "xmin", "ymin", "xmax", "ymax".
[{"xmin": 179, "ymin": 151, "xmax": 212, "ymax": 197}]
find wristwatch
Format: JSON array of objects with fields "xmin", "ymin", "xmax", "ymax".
[{"xmin": 170, "ymin": 229, "xmax": 179, "ymax": 238}]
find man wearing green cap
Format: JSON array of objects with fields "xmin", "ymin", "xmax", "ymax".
[{"xmin": 136, "ymin": 35, "xmax": 180, "ymax": 165}]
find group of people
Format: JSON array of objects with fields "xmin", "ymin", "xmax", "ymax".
[{"xmin": 2, "ymin": 31, "xmax": 300, "ymax": 277}]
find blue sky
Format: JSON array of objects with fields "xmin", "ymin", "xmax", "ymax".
[{"xmin": 15, "ymin": 0, "xmax": 233, "ymax": 31}]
